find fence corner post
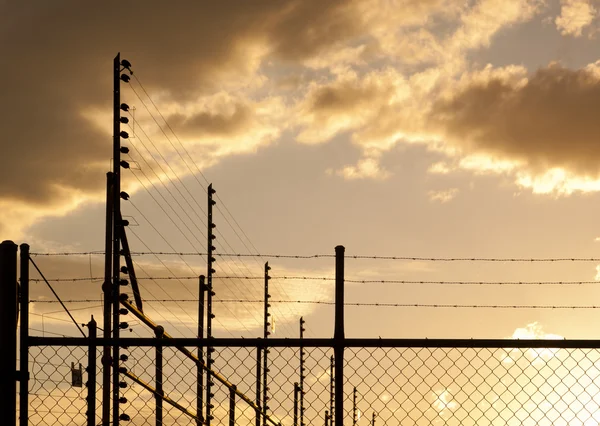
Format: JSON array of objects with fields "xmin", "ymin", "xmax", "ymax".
[
  {"xmin": 19, "ymin": 242, "xmax": 29, "ymax": 426},
  {"xmin": 0, "ymin": 240, "xmax": 18, "ymax": 426}
]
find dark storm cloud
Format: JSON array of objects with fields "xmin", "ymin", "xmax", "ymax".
[
  {"xmin": 0, "ymin": 0, "xmax": 367, "ymax": 206},
  {"xmin": 431, "ymin": 64, "xmax": 600, "ymax": 176}
]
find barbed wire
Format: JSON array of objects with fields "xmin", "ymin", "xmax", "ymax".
[
  {"xmin": 29, "ymin": 251, "xmax": 600, "ymax": 262},
  {"xmin": 29, "ymin": 276, "xmax": 599, "ymax": 285},
  {"xmin": 28, "ymin": 299, "xmax": 600, "ymax": 309}
]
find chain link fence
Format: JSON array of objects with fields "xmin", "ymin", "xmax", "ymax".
[{"xmin": 22, "ymin": 343, "xmax": 600, "ymax": 426}]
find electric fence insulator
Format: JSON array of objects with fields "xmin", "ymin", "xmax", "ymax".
[
  {"xmin": 120, "ymin": 74, "xmax": 130, "ymax": 83},
  {"xmin": 119, "ymin": 293, "xmax": 129, "ymax": 301},
  {"xmin": 210, "ymin": 268, "xmax": 216, "ymax": 274},
  {"xmin": 120, "ymin": 117, "xmax": 129, "ymax": 124},
  {"xmin": 211, "ymin": 200, "xmax": 216, "ymax": 206},
  {"xmin": 210, "ymin": 234, "xmax": 216, "ymax": 240},
  {"xmin": 119, "ymin": 322, "xmax": 129, "ymax": 329},
  {"xmin": 209, "ymin": 187, "xmax": 216, "ymax": 195},
  {"xmin": 119, "ymin": 397, "xmax": 127, "ymax": 404},
  {"xmin": 120, "ymin": 103, "xmax": 130, "ymax": 112},
  {"xmin": 210, "ymin": 223, "xmax": 216, "ymax": 229},
  {"xmin": 119, "ymin": 413, "xmax": 131, "ymax": 421},
  {"xmin": 120, "ymin": 266, "xmax": 128, "ymax": 274},
  {"xmin": 210, "ymin": 245, "xmax": 216, "ymax": 251},
  {"xmin": 119, "ymin": 382, "xmax": 128, "ymax": 389},
  {"xmin": 119, "ymin": 308, "xmax": 128, "ymax": 315},
  {"xmin": 119, "ymin": 367, "xmax": 128, "ymax": 373},
  {"xmin": 120, "ymin": 191, "xmax": 130, "ymax": 200},
  {"xmin": 210, "ymin": 257, "xmax": 216, "ymax": 263},
  {"xmin": 119, "ymin": 354, "xmax": 128, "ymax": 362},
  {"xmin": 119, "ymin": 160, "xmax": 130, "ymax": 169},
  {"xmin": 119, "ymin": 131, "xmax": 129, "ymax": 139},
  {"xmin": 119, "ymin": 279, "xmax": 128, "ymax": 286}
]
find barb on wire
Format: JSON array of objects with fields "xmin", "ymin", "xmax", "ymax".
[
  {"xmin": 29, "ymin": 298, "xmax": 600, "ymax": 309},
  {"xmin": 29, "ymin": 251, "xmax": 600, "ymax": 262},
  {"xmin": 28, "ymin": 257, "xmax": 86, "ymax": 337}
]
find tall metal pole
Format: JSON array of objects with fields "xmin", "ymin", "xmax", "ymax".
[
  {"xmin": 197, "ymin": 275, "xmax": 206, "ymax": 425},
  {"xmin": 0, "ymin": 240, "xmax": 17, "ymax": 426},
  {"xmin": 334, "ymin": 246, "xmax": 345, "ymax": 426},
  {"xmin": 102, "ymin": 172, "xmax": 113, "ymax": 426},
  {"xmin": 299, "ymin": 317, "xmax": 305, "ymax": 426},
  {"xmin": 206, "ymin": 184, "xmax": 217, "ymax": 426},
  {"xmin": 263, "ymin": 262, "xmax": 271, "ymax": 426},
  {"xmin": 87, "ymin": 316, "xmax": 98, "ymax": 426},
  {"xmin": 112, "ymin": 52, "xmax": 122, "ymax": 426},
  {"xmin": 19, "ymin": 243, "xmax": 29, "ymax": 426}
]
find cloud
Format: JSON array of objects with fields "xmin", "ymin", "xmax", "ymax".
[
  {"xmin": 428, "ymin": 188, "xmax": 459, "ymax": 203},
  {"xmin": 336, "ymin": 157, "xmax": 391, "ymax": 180},
  {"xmin": 431, "ymin": 63, "xmax": 600, "ymax": 179},
  {"xmin": 555, "ymin": 0, "xmax": 597, "ymax": 37}
]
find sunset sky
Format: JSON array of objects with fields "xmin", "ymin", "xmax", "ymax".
[{"xmin": 4, "ymin": 0, "xmax": 600, "ymax": 340}]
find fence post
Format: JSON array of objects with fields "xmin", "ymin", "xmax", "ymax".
[
  {"xmin": 352, "ymin": 387, "xmax": 357, "ymax": 426},
  {"xmin": 0, "ymin": 240, "xmax": 17, "ymax": 426},
  {"xmin": 87, "ymin": 316, "xmax": 97, "ymax": 426},
  {"xmin": 263, "ymin": 262, "xmax": 271, "ymax": 426},
  {"xmin": 325, "ymin": 411, "xmax": 330, "ymax": 426},
  {"xmin": 19, "ymin": 243, "xmax": 29, "ymax": 426},
  {"xmin": 256, "ymin": 347, "xmax": 262, "ymax": 426},
  {"xmin": 293, "ymin": 382, "xmax": 299, "ymax": 426},
  {"xmin": 197, "ymin": 275, "xmax": 205, "ymax": 426},
  {"xmin": 229, "ymin": 386, "xmax": 236, "ymax": 426},
  {"xmin": 334, "ymin": 245, "xmax": 345, "ymax": 426},
  {"xmin": 156, "ymin": 325, "xmax": 164, "ymax": 426},
  {"xmin": 330, "ymin": 355, "xmax": 334, "ymax": 426},
  {"xmin": 299, "ymin": 317, "xmax": 305, "ymax": 426}
]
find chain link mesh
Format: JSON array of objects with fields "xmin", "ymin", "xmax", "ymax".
[{"xmin": 24, "ymin": 344, "xmax": 600, "ymax": 426}]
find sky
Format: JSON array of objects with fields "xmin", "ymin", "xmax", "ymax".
[{"xmin": 4, "ymin": 0, "xmax": 600, "ymax": 341}]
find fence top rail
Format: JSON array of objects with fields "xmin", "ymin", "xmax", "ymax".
[{"xmin": 26, "ymin": 336, "xmax": 600, "ymax": 349}]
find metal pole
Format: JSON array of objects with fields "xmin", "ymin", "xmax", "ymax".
[
  {"xmin": 0, "ymin": 240, "xmax": 17, "ymax": 426},
  {"xmin": 156, "ymin": 326, "xmax": 164, "ymax": 426},
  {"xmin": 293, "ymin": 383, "xmax": 299, "ymax": 426},
  {"xmin": 263, "ymin": 262, "xmax": 271, "ymax": 426},
  {"xmin": 299, "ymin": 317, "xmax": 305, "ymax": 426},
  {"xmin": 87, "ymin": 316, "xmax": 98, "ymax": 426},
  {"xmin": 112, "ymin": 52, "xmax": 122, "ymax": 426},
  {"xmin": 330, "ymin": 355, "xmax": 334, "ymax": 426},
  {"xmin": 229, "ymin": 386, "xmax": 236, "ymax": 426},
  {"xmin": 103, "ymin": 171, "xmax": 113, "ymax": 426},
  {"xmin": 256, "ymin": 348, "xmax": 262, "ymax": 426},
  {"xmin": 207, "ymin": 184, "xmax": 216, "ymax": 426},
  {"xmin": 352, "ymin": 387, "xmax": 356, "ymax": 426},
  {"xmin": 19, "ymin": 243, "xmax": 29, "ymax": 426},
  {"xmin": 197, "ymin": 275, "xmax": 206, "ymax": 426},
  {"xmin": 334, "ymin": 245, "xmax": 345, "ymax": 426}
]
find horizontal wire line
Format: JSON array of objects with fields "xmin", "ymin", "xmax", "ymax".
[
  {"xmin": 29, "ymin": 276, "xmax": 599, "ymax": 285},
  {"xmin": 29, "ymin": 299, "xmax": 600, "ymax": 309},
  {"xmin": 29, "ymin": 251, "xmax": 600, "ymax": 262}
]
